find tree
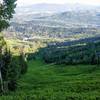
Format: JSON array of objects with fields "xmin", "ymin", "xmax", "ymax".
[
  {"xmin": 0, "ymin": 0, "xmax": 17, "ymax": 32},
  {"xmin": 0, "ymin": 0, "xmax": 17, "ymax": 93},
  {"xmin": 0, "ymin": 37, "xmax": 7, "ymax": 92}
]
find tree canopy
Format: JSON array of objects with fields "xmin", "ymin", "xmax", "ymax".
[{"xmin": 0, "ymin": 0, "xmax": 17, "ymax": 32}]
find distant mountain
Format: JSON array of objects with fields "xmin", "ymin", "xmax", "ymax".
[
  {"xmin": 6, "ymin": 3, "xmax": 100, "ymax": 39},
  {"xmin": 15, "ymin": 3, "xmax": 67, "ymax": 14},
  {"xmin": 15, "ymin": 3, "xmax": 100, "ymax": 14},
  {"xmin": 43, "ymin": 10, "xmax": 100, "ymax": 26},
  {"xmin": 13, "ymin": 3, "xmax": 100, "ymax": 22}
]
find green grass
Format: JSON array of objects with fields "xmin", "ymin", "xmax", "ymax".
[{"xmin": 0, "ymin": 60, "xmax": 100, "ymax": 100}]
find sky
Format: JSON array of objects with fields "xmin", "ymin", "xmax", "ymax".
[{"xmin": 17, "ymin": 0, "xmax": 100, "ymax": 6}]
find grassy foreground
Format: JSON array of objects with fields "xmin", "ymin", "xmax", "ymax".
[{"xmin": 0, "ymin": 60, "xmax": 100, "ymax": 100}]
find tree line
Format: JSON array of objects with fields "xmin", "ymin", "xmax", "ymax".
[
  {"xmin": 42, "ymin": 41, "xmax": 100, "ymax": 65},
  {"xmin": 28, "ymin": 39, "xmax": 100, "ymax": 66}
]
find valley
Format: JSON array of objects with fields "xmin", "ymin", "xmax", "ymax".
[
  {"xmin": 4, "ymin": 4, "xmax": 100, "ymax": 39},
  {"xmin": 0, "ymin": 2, "xmax": 100, "ymax": 100}
]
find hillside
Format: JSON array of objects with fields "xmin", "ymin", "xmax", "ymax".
[{"xmin": 0, "ymin": 60, "xmax": 100, "ymax": 100}]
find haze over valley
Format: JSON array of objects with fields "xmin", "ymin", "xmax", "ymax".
[{"xmin": 4, "ymin": 3, "xmax": 100, "ymax": 40}]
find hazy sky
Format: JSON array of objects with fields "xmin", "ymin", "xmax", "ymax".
[{"xmin": 17, "ymin": 0, "xmax": 100, "ymax": 6}]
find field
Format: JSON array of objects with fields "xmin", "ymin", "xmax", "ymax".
[{"xmin": 0, "ymin": 60, "xmax": 100, "ymax": 100}]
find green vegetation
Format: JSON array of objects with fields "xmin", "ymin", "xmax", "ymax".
[
  {"xmin": 0, "ymin": 0, "xmax": 28, "ymax": 94},
  {"xmin": 0, "ymin": 36, "xmax": 28, "ymax": 93},
  {"xmin": 41, "ymin": 38, "xmax": 100, "ymax": 65},
  {"xmin": 0, "ymin": 60, "xmax": 100, "ymax": 100},
  {"xmin": 1, "ymin": 35, "xmax": 100, "ymax": 99},
  {"xmin": 5, "ymin": 38, "xmax": 47, "ymax": 55},
  {"xmin": 0, "ymin": 0, "xmax": 16, "ymax": 31}
]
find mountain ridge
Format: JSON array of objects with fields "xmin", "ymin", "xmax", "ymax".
[{"xmin": 15, "ymin": 3, "xmax": 100, "ymax": 14}]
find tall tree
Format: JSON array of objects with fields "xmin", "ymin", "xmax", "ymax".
[
  {"xmin": 0, "ymin": 0, "xmax": 17, "ymax": 92},
  {"xmin": 0, "ymin": 0, "xmax": 17, "ymax": 32}
]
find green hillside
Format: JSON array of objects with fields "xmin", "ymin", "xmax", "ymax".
[{"xmin": 0, "ymin": 60, "xmax": 100, "ymax": 100}]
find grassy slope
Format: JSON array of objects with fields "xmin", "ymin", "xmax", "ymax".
[{"xmin": 0, "ymin": 60, "xmax": 100, "ymax": 100}]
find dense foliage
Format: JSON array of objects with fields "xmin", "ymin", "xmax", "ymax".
[
  {"xmin": 0, "ymin": 0, "xmax": 17, "ymax": 31},
  {"xmin": 0, "ymin": 0, "xmax": 28, "ymax": 94},
  {"xmin": 0, "ymin": 36, "xmax": 28, "ymax": 93},
  {"xmin": 29, "ymin": 36, "xmax": 100, "ymax": 65}
]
